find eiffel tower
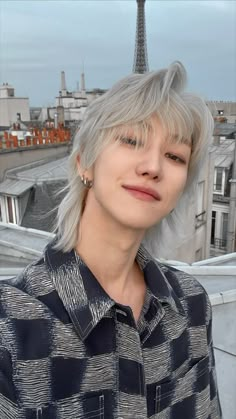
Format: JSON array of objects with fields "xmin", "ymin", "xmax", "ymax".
[{"xmin": 133, "ymin": 0, "xmax": 149, "ymax": 73}]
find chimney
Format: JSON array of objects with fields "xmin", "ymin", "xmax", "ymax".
[
  {"xmin": 80, "ymin": 72, "xmax": 85, "ymax": 94},
  {"xmin": 60, "ymin": 71, "xmax": 67, "ymax": 96}
]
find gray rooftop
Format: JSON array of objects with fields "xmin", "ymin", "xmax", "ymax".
[
  {"xmin": 0, "ymin": 223, "xmax": 53, "ymax": 280},
  {"xmin": 210, "ymin": 139, "xmax": 235, "ymax": 168},
  {"xmin": 8, "ymin": 157, "xmax": 68, "ymax": 183},
  {"xmin": 0, "ymin": 178, "xmax": 34, "ymax": 196},
  {"xmin": 214, "ymin": 122, "xmax": 236, "ymax": 137}
]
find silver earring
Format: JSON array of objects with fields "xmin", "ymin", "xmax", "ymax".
[{"xmin": 81, "ymin": 175, "xmax": 93, "ymax": 188}]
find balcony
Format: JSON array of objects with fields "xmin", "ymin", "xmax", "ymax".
[
  {"xmin": 213, "ymin": 194, "xmax": 230, "ymax": 204},
  {"xmin": 211, "ymin": 237, "xmax": 227, "ymax": 249}
]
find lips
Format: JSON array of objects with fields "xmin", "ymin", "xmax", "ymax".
[{"xmin": 122, "ymin": 185, "xmax": 161, "ymax": 201}]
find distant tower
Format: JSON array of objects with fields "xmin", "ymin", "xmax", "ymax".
[{"xmin": 133, "ymin": 0, "xmax": 149, "ymax": 73}]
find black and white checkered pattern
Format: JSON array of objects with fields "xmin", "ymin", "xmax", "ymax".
[{"xmin": 0, "ymin": 241, "xmax": 222, "ymax": 418}]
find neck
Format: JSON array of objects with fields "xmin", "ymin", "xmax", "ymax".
[{"xmin": 75, "ymin": 199, "xmax": 145, "ymax": 294}]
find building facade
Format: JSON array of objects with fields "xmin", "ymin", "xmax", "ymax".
[
  {"xmin": 210, "ymin": 135, "xmax": 236, "ymax": 256},
  {"xmin": 207, "ymin": 101, "xmax": 236, "ymax": 123},
  {"xmin": 0, "ymin": 83, "xmax": 30, "ymax": 127}
]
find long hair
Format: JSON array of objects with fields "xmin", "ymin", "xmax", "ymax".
[{"xmin": 54, "ymin": 61, "xmax": 214, "ymax": 256}]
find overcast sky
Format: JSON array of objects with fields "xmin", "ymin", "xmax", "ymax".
[{"xmin": 0, "ymin": 0, "xmax": 235, "ymax": 106}]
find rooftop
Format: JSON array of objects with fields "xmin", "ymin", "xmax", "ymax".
[
  {"xmin": 213, "ymin": 122, "xmax": 236, "ymax": 137},
  {"xmin": 210, "ymin": 138, "xmax": 235, "ymax": 168},
  {"xmin": 0, "ymin": 178, "xmax": 34, "ymax": 196},
  {"xmin": 7, "ymin": 156, "xmax": 68, "ymax": 183}
]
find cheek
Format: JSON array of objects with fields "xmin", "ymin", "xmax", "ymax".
[{"xmin": 166, "ymin": 171, "xmax": 188, "ymax": 202}]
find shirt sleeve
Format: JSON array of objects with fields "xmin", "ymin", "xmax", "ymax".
[
  {"xmin": 206, "ymin": 302, "xmax": 223, "ymax": 419},
  {"xmin": 0, "ymin": 346, "xmax": 21, "ymax": 419}
]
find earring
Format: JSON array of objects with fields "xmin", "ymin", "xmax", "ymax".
[{"xmin": 81, "ymin": 175, "xmax": 93, "ymax": 188}]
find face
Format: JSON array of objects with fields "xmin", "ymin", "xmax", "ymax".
[{"xmin": 80, "ymin": 118, "xmax": 191, "ymax": 233}]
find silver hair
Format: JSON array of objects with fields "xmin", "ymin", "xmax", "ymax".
[{"xmin": 54, "ymin": 61, "xmax": 214, "ymax": 256}]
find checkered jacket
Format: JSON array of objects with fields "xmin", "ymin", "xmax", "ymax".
[{"xmin": 0, "ymin": 241, "xmax": 222, "ymax": 419}]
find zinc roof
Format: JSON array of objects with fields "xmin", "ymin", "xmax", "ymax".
[
  {"xmin": 211, "ymin": 139, "xmax": 235, "ymax": 168},
  {"xmin": 0, "ymin": 178, "xmax": 34, "ymax": 196}
]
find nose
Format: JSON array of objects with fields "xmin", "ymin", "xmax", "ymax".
[{"xmin": 136, "ymin": 147, "xmax": 163, "ymax": 181}]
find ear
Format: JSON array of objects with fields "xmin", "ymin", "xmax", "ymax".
[
  {"xmin": 76, "ymin": 154, "xmax": 94, "ymax": 180},
  {"xmin": 76, "ymin": 154, "xmax": 83, "ymax": 177}
]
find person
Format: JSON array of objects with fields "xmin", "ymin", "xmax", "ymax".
[{"xmin": 0, "ymin": 62, "xmax": 222, "ymax": 419}]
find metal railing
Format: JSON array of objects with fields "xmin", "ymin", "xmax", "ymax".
[
  {"xmin": 213, "ymin": 194, "xmax": 230, "ymax": 203},
  {"xmin": 211, "ymin": 237, "xmax": 227, "ymax": 249}
]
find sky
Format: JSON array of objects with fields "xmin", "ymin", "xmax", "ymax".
[{"xmin": 0, "ymin": 0, "xmax": 236, "ymax": 107}]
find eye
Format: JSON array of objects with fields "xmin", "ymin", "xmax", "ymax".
[
  {"xmin": 166, "ymin": 152, "xmax": 186, "ymax": 164},
  {"xmin": 120, "ymin": 137, "xmax": 137, "ymax": 146},
  {"xmin": 119, "ymin": 137, "xmax": 144, "ymax": 148}
]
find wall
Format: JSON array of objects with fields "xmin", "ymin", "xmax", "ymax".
[
  {"xmin": 0, "ymin": 98, "xmax": 30, "ymax": 126},
  {"xmin": 207, "ymin": 101, "xmax": 236, "ymax": 118},
  {"xmin": 18, "ymin": 190, "xmax": 31, "ymax": 224},
  {"xmin": 0, "ymin": 143, "xmax": 70, "ymax": 182}
]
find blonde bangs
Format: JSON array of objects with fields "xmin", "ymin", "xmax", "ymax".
[
  {"xmin": 156, "ymin": 96, "xmax": 194, "ymax": 148},
  {"xmin": 100, "ymin": 120, "xmax": 153, "ymax": 150}
]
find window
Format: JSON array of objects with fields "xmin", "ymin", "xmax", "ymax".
[
  {"xmin": 211, "ymin": 211, "xmax": 216, "ymax": 245},
  {"xmin": 222, "ymin": 212, "xmax": 228, "ymax": 245},
  {"xmin": 7, "ymin": 196, "xmax": 14, "ymax": 223},
  {"xmin": 211, "ymin": 211, "xmax": 228, "ymax": 249},
  {"xmin": 214, "ymin": 167, "xmax": 224, "ymax": 193},
  {"xmin": 5, "ymin": 196, "xmax": 17, "ymax": 224}
]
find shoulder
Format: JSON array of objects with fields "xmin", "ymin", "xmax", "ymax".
[
  {"xmin": 157, "ymin": 261, "xmax": 212, "ymax": 324},
  {"xmin": 158, "ymin": 261, "xmax": 208, "ymax": 296},
  {"xmin": 0, "ymin": 255, "xmax": 54, "ymax": 319},
  {"xmin": 1, "ymin": 255, "xmax": 51, "ymax": 291}
]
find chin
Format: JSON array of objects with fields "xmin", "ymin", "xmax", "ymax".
[{"xmin": 119, "ymin": 216, "xmax": 161, "ymax": 231}]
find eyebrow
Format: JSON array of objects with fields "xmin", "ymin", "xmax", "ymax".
[{"xmin": 166, "ymin": 134, "xmax": 192, "ymax": 146}]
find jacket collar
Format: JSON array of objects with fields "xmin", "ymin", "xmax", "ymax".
[
  {"xmin": 136, "ymin": 246, "xmax": 186, "ymax": 316},
  {"xmin": 45, "ymin": 240, "xmax": 185, "ymax": 341}
]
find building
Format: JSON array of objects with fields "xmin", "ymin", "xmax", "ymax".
[
  {"xmin": 34, "ymin": 71, "xmax": 106, "ymax": 126},
  {"xmin": 0, "ymin": 83, "xmax": 30, "ymax": 128},
  {"xmin": 0, "ymin": 157, "xmax": 68, "ymax": 230},
  {"xmin": 1, "ymin": 121, "xmax": 71, "ymax": 150},
  {"xmin": 207, "ymin": 101, "xmax": 236, "ymax": 124},
  {"xmin": 210, "ymin": 123, "xmax": 236, "ymax": 256}
]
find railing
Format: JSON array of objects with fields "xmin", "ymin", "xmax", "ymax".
[
  {"xmin": 211, "ymin": 237, "xmax": 227, "ymax": 249},
  {"xmin": 213, "ymin": 194, "xmax": 230, "ymax": 203},
  {"xmin": 213, "ymin": 183, "xmax": 223, "ymax": 191}
]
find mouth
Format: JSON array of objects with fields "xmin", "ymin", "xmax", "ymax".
[{"xmin": 122, "ymin": 185, "xmax": 161, "ymax": 201}]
